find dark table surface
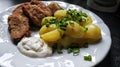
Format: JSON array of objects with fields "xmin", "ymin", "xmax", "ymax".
[{"xmin": 0, "ymin": 0, "xmax": 120, "ymax": 67}]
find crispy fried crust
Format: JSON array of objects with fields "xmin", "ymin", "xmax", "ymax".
[
  {"xmin": 8, "ymin": 3, "xmax": 30, "ymax": 44},
  {"xmin": 23, "ymin": 0, "xmax": 52, "ymax": 26},
  {"xmin": 8, "ymin": 0, "xmax": 62, "ymax": 44}
]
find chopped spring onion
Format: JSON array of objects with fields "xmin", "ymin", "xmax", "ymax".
[
  {"xmin": 82, "ymin": 27, "xmax": 88, "ymax": 32},
  {"xmin": 43, "ymin": 9, "xmax": 88, "ymax": 31},
  {"xmin": 73, "ymin": 48, "xmax": 80, "ymax": 56},
  {"xmin": 66, "ymin": 9, "xmax": 88, "ymax": 23},
  {"xmin": 67, "ymin": 48, "xmax": 73, "ymax": 53},
  {"xmin": 67, "ymin": 47, "xmax": 80, "ymax": 56},
  {"xmin": 84, "ymin": 55, "xmax": 92, "ymax": 61}
]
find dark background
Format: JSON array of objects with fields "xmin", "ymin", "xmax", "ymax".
[{"xmin": 0, "ymin": 0, "xmax": 120, "ymax": 67}]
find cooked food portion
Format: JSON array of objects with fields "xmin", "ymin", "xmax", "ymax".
[
  {"xmin": 8, "ymin": 0, "xmax": 102, "ymax": 58},
  {"xmin": 54, "ymin": 10, "xmax": 67, "ymax": 19},
  {"xmin": 8, "ymin": 4, "xmax": 30, "ymax": 43},
  {"xmin": 8, "ymin": 0, "xmax": 62, "ymax": 44},
  {"xmin": 39, "ymin": 9, "xmax": 101, "ymax": 48},
  {"xmin": 47, "ymin": 2, "xmax": 62, "ymax": 15},
  {"xmin": 23, "ymin": 0, "xmax": 52, "ymax": 26},
  {"xmin": 17, "ymin": 37, "xmax": 52, "ymax": 58},
  {"xmin": 84, "ymin": 24, "xmax": 101, "ymax": 43},
  {"xmin": 12, "ymin": 3, "xmax": 28, "ymax": 14}
]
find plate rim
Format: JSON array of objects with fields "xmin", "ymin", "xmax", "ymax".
[{"xmin": 0, "ymin": 1, "xmax": 112, "ymax": 67}]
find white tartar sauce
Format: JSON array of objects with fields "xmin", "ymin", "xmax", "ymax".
[{"xmin": 17, "ymin": 37, "xmax": 52, "ymax": 58}]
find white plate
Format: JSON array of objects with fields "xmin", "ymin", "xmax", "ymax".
[{"xmin": 0, "ymin": 1, "xmax": 111, "ymax": 67}]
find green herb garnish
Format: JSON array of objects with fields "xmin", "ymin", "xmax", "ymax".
[
  {"xmin": 82, "ymin": 27, "xmax": 88, "ymax": 32},
  {"xmin": 67, "ymin": 48, "xmax": 73, "ymax": 53},
  {"xmin": 45, "ymin": 22, "xmax": 50, "ymax": 27},
  {"xmin": 73, "ymin": 48, "xmax": 80, "ymax": 56},
  {"xmin": 66, "ymin": 9, "xmax": 88, "ymax": 24},
  {"xmin": 84, "ymin": 55, "xmax": 92, "ymax": 61},
  {"xmin": 67, "ymin": 47, "xmax": 80, "ymax": 56},
  {"xmin": 43, "ymin": 9, "xmax": 88, "ymax": 31}
]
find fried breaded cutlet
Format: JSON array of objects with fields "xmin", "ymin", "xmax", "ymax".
[
  {"xmin": 8, "ymin": 0, "xmax": 62, "ymax": 44},
  {"xmin": 8, "ymin": 3, "xmax": 30, "ymax": 44},
  {"xmin": 23, "ymin": 0, "xmax": 52, "ymax": 27}
]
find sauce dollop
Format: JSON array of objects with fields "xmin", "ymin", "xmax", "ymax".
[{"xmin": 17, "ymin": 37, "xmax": 52, "ymax": 58}]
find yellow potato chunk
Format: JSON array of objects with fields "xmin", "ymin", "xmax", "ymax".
[
  {"xmin": 84, "ymin": 24, "xmax": 101, "ymax": 43},
  {"xmin": 41, "ymin": 29, "xmax": 61, "ymax": 43},
  {"xmin": 41, "ymin": 17, "xmax": 56, "ymax": 25},
  {"xmin": 72, "ymin": 38, "xmax": 87, "ymax": 47},
  {"xmin": 65, "ymin": 21, "xmax": 85, "ymax": 38},
  {"xmin": 39, "ymin": 24, "xmax": 57, "ymax": 35},
  {"xmin": 57, "ymin": 36, "xmax": 72, "ymax": 48},
  {"xmin": 80, "ymin": 16, "xmax": 93, "ymax": 26},
  {"xmin": 54, "ymin": 10, "xmax": 67, "ymax": 19}
]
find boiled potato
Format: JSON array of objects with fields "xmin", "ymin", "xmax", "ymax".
[
  {"xmin": 39, "ymin": 24, "xmax": 57, "ymax": 35},
  {"xmin": 57, "ymin": 36, "xmax": 72, "ymax": 48},
  {"xmin": 80, "ymin": 16, "xmax": 92, "ymax": 26},
  {"xmin": 41, "ymin": 29, "xmax": 62, "ymax": 44},
  {"xmin": 65, "ymin": 21, "xmax": 85, "ymax": 38},
  {"xmin": 54, "ymin": 10, "xmax": 67, "ymax": 19},
  {"xmin": 84, "ymin": 24, "xmax": 101, "ymax": 43},
  {"xmin": 71, "ymin": 37, "xmax": 87, "ymax": 47},
  {"xmin": 41, "ymin": 17, "xmax": 56, "ymax": 25}
]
